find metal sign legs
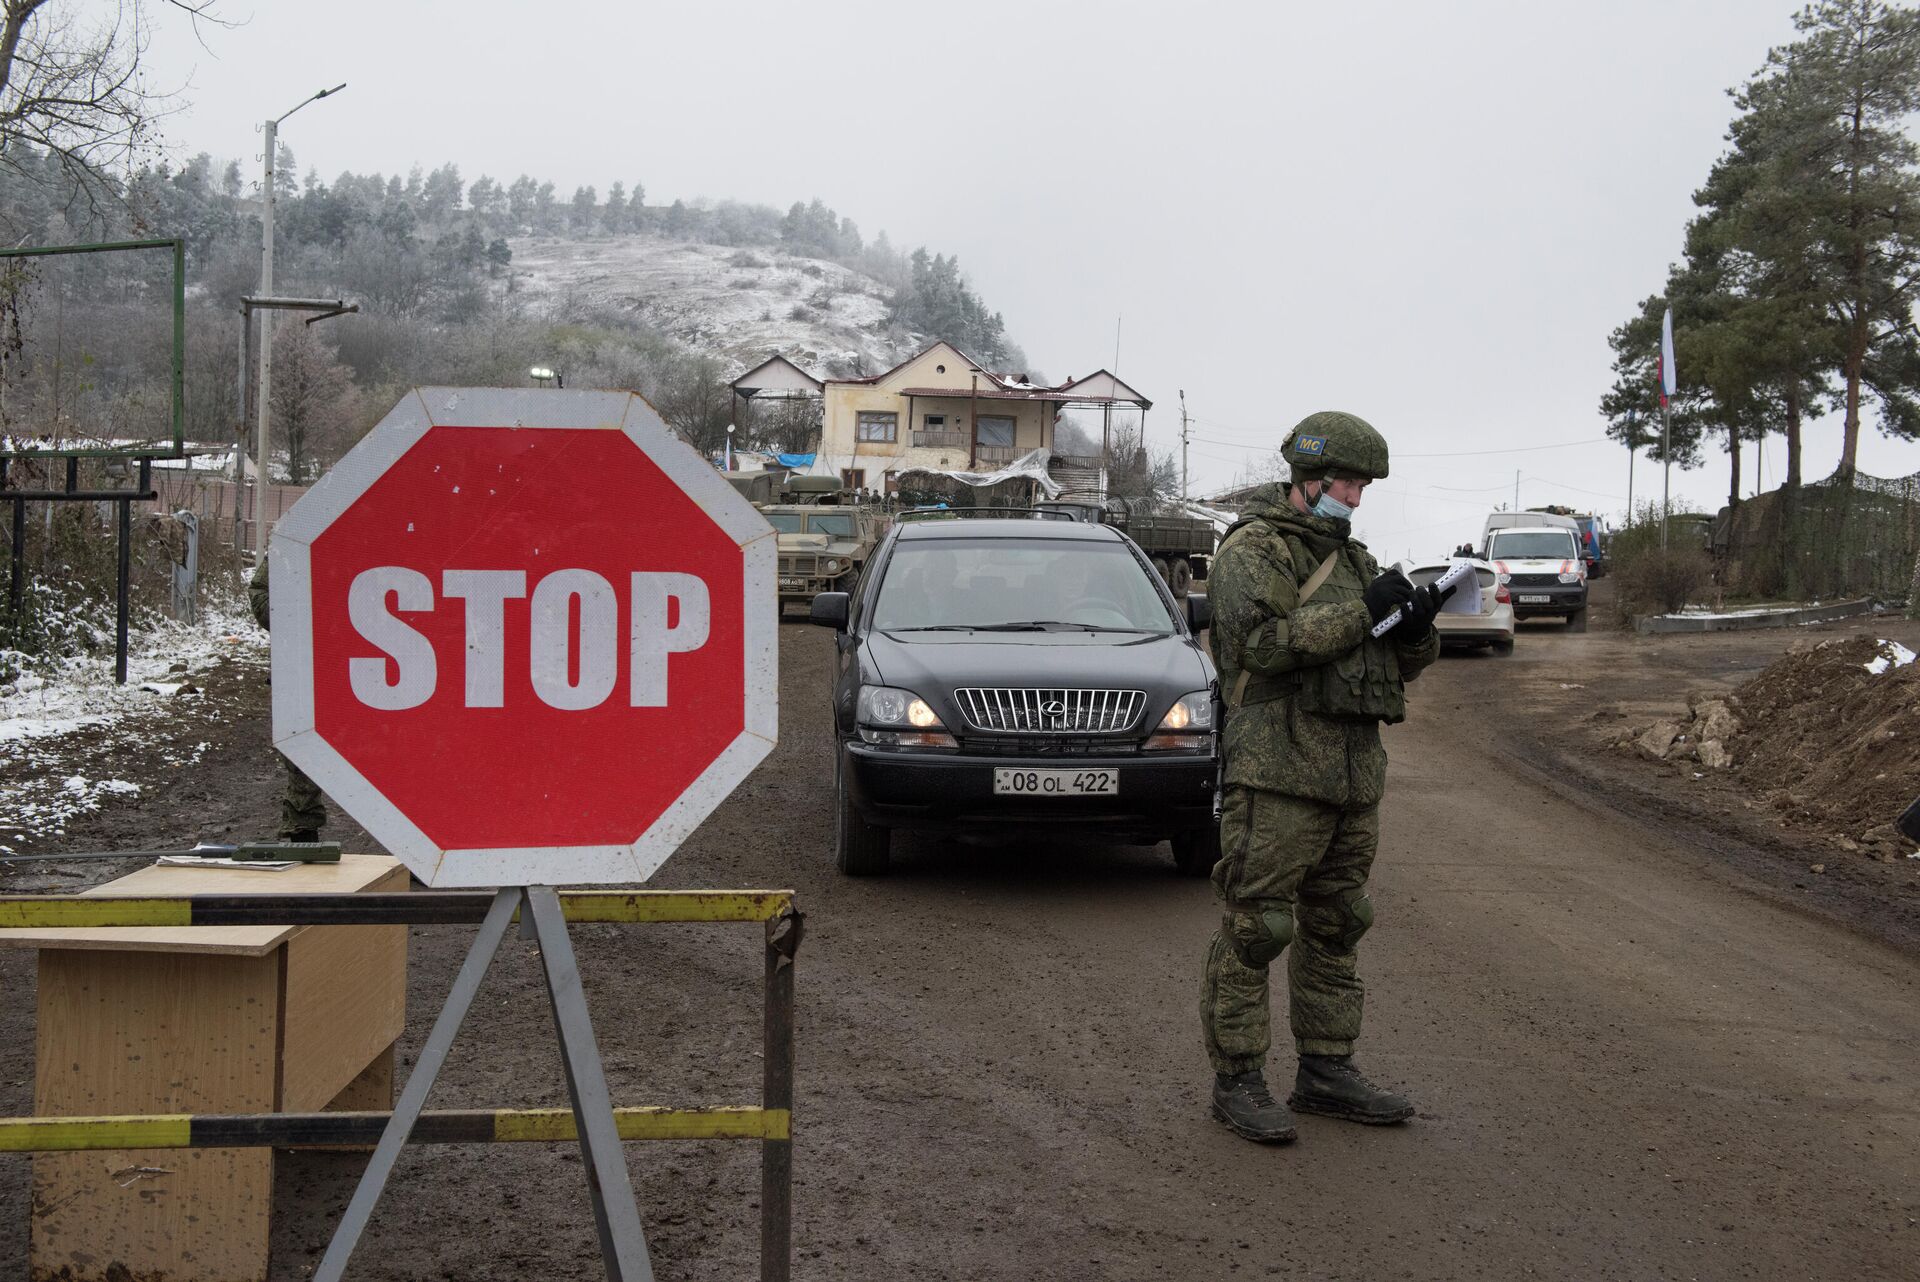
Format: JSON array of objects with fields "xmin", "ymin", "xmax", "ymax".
[{"xmin": 314, "ymin": 886, "xmax": 654, "ymax": 1282}]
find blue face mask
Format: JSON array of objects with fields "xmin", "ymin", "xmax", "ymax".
[{"xmin": 1311, "ymin": 489, "xmax": 1353, "ymax": 522}]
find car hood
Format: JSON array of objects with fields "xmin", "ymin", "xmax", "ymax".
[
  {"xmin": 1497, "ymin": 557, "xmax": 1580, "ymax": 574},
  {"xmin": 864, "ymin": 629, "xmax": 1214, "ymax": 701}
]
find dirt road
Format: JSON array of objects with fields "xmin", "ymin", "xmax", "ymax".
[{"xmin": 4, "ymin": 601, "xmax": 1918, "ymax": 1279}]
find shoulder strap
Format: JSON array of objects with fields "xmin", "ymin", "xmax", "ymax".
[{"xmin": 1227, "ymin": 550, "xmax": 1338, "ymax": 711}]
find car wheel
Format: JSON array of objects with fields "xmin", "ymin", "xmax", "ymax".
[
  {"xmin": 1492, "ymin": 637, "xmax": 1515, "ymax": 655},
  {"xmin": 1171, "ymin": 824, "xmax": 1219, "ymax": 878},
  {"xmin": 1170, "ymin": 558, "xmax": 1193, "ymax": 598},
  {"xmin": 1567, "ymin": 608, "xmax": 1588, "ymax": 633},
  {"xmin": 1152, "ymin": 557, "xmax": 1171, "ymax": 586},
  {"xmin": 834, "ymin": 748, "xmax": 891, "ymax": 876}
]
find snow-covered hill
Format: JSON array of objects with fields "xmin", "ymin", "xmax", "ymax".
[{"xmin": 508, "ymin": 236, "xmax": 923, "ymax": 377}]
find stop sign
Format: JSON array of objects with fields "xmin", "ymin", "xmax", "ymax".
[{"xmin": 269, "ymin": 388, "xmax": 777, "ymax": 887}]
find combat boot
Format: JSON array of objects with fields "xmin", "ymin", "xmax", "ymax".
[
  {"xmin": 285, "ymin": 829, "xmax": 322, "ymax": 845},
  {"xmin": 1210, "ymin": 1070, "xmax": 1297, "ymax": 1144},
  {"xmin": 1290, "ymin": 1055, "xmax": 1414, "ymax": 1124}
]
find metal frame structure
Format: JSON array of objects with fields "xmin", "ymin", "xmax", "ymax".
[
  {"xmin": 231, "ymin": 294, "xmax": 359, "ymax": 560},
  {"xmin": 0, "ymin": 886, "xmax": 803, "ymax": 1282},
  {"xmin": 0, "ymin": 238, "xmax": 187, "ymax": 682}
]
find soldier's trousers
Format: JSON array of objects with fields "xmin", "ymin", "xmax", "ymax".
[
  {"xmin": 1201, "ymin": 786, "xmax": 1379, "ymax": 1073},
  {"xmin": 279, "ymin": 753, "xmax": 327, "ymax": 839}
]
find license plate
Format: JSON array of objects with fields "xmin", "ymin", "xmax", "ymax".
[
  {"xmin": 779, "ymin": 578, "xmax": 804, "ymax": 589},
  {"xmin": 992, "ymin": 768, "xmax": 1119, "ymax": 796},
  {"xmin": 1518, "ymin": 594, "xmax": 1551, "ymax": 604}
]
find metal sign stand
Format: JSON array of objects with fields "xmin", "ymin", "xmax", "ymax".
[{"xmin": 314, "ymin": 885, "xmax": 654, "ymax": 1282}]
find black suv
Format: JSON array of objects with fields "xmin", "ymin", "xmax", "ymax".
[{"xmin": 810, "ymin": 513, "xmax": 1220, "ymax": 876}]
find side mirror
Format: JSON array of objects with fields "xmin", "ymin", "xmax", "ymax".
[
  {"xmin": 810, "ymin": 592, "xmax": 850, "ymax": 630},
  {"xmin": 1185, "ymin": 593, "xmax": 1212, "ymax": 632}
]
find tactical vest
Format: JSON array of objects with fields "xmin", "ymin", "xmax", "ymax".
[{"xmin": 1225, "ymin": 525, "xmax": 1409, "ymax": 725}]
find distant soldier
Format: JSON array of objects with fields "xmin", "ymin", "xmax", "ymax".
[
  {"xmin": 248, "ymin": 558, "xmax": 328, "ymax": 843},
  {"xmin": 1201, "ymin": 411, "xmax": 1450, "ymax": 1143}
]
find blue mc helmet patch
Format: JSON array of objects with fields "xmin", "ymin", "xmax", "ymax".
[{"xmin": 1295, "ymin": 434, "xmax": 1327, "ymax": 456}]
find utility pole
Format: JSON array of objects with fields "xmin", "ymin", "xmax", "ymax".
[
  {"xmin": 253, "ymin": 83, "xmax": 345, "ymax": 562},
  {"xmin": 1179, "ymin": 389, "xmax": 1190, "ymax": 503},
  {"xmin": 1514, "ymin": 469, "xmax": 1520, "ymax": 513}
]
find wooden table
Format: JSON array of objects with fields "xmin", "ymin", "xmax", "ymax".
[{"xmin": 0, "ymin": 854, "xmax": 408, "ymax": 1282}]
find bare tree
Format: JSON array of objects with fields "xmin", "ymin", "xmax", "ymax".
[
  {"xmin": 1104, "ymin": 424, "xmax": 1179, "ymax": 506},
  {"xmin": 0, "ymin": 1, "xmax": 227, "ymax": 227},
  {"xmin": 268, "ymin": 318, "xmax": 358, "ymax": 483},
  {"xmin": 652, "ymin": 353, "xmax": 733, "ymax": 459}
]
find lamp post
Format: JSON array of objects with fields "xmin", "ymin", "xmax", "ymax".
[
  {"xmin": 253, "ymin": 82, "xmax": 346, "ymax": 561},
  {"xmin": 530, "ymin": 366, "xmax": 563, "ymax": 388},
  {"xmin": 725, "ymin": 422, "xmax": 735, "ymax": 471}
]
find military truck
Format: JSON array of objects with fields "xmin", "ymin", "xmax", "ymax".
[
  {"xmin": 755, "ymin": 475, "xmax": 887, "ymax": 611},
  {"xmin": 1035, "ymin": 496, "xmax": 1216, "ymax": 597}
]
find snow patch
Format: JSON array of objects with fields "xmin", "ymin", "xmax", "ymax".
[{"xmin": 1865, "ymin": 640, "xmax": 1916, "ymax": 676}]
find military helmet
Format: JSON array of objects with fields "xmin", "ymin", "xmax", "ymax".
[{"xmin": 1281, "ymin": 410, "xmax": 1389, "ymax": 482}]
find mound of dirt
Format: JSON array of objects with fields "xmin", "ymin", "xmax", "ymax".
[{"xmin": 1734, "ymin": 635, "xmax": 1919, "ymax": 856}]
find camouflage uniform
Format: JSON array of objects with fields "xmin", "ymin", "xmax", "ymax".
[
  {"xmin": 249, "ymin": 559, "xmax": 328, "ymax": 840},
  {"xmin": 1199, "ymin": 468, "xmax": 1438, "ymax": 1074}
]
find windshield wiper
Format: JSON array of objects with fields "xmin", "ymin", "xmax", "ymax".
[
  {"xmin": 976, "ymin": 620, "xmax": 1159, "ymax": 632},
  {"xmin": 886, "ymin": 624, "xmax": 979, "ymax": 632}
]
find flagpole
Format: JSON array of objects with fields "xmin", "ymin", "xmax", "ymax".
[
  {"xmin": 1626, "ymin": 410, "xmax": 1636, "ymax": 520},
  {"xmin": 1660, "ymin": 402, "xmax": 1671, "ymax": 550},
  {"xmin": 1659, "ymin": 306, "xmax": 1677, "ymax": 552}
]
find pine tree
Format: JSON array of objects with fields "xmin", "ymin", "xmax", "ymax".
[
  {"xmin": 1739, "ymin": 0, "xmax": 1920, "ymax": 476},
  {"xmin": 602, "ymin": 181, "xmax": 627, "ymax": 233}
]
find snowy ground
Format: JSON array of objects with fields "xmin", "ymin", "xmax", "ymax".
[
  {"xmin": 508, "ymin": 235, "xmax": 918, "ymax": 376},
  {"xmin": 0, "ymin": 599, "xmax": 264, "ymax": 855}
]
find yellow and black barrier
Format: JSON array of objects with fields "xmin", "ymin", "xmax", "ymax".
[
  {"xmin": 0, "ymin": 887, "xmax": 794, "ymax": 930},
  {"xmin": 0, "ymin": 1105, "xmax": 790, "ymax": 1152},
  {"xmin": 0, "ymin": 886, "xmax": 804, "ymax": 1282}
]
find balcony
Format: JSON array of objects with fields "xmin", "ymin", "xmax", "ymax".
[
  {"xmin": 912, "ymin": 430, "xmax": 968, "ymax": 449},
  {"xmin": 975, "ymin": 445, "xmax": 1019, "ymax": 465}
]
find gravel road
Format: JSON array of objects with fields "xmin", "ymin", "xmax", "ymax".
[{"xmin": 3, "ymin": 597, "xmax": 1916, "ymax": 1280}]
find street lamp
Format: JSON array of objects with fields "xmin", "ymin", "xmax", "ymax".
[
  {"xmin": 253, "ymin": 82, "xmax": 346, "ymax": 561},
  {"xmin": 530, "ymin": 366, "xmax": 563, "ymax": 387},
  {"xmin": 725, "ymin": 422, "xmax": 735, "ymax": 471}
]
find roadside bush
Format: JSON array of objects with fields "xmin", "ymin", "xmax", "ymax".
[
  {"xmin": 726, "ymin": 250, "xmax": 766, "ymax": 269},
  {"xmin": 1609, "ymin": 503, "xmax": 1712, "ymax": 619},
  {"xmin": 1615, "ymin": 546, "xmax": 1712, "ymax": 617}
]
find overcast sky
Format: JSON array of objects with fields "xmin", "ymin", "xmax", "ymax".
[{"xmin": 133, "ymin": 0, "xmax": 1916, "ymax": 557}]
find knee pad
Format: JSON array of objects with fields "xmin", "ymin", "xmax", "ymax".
[
  {"xmin": 1225, "ymin": 908, "xmax": 1294, "ymax": 968},
  {"xmin": 1301, "ymin": 891, "xmax": 1373, "ymax": 951}
]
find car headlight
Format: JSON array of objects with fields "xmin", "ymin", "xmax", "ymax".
[
  {"xmin": 857, "ymin": 684, "xmax": 955, "ymax": 747},
  {"xmin": 823, "ymin": 558, "xmax": 842, "ymax": 573},
  {"xmin": 1557, "ymin": 571, "xmax": 1582, "ymax": 584},
  {"xmin": 1144, "ymin": 690, "xmax": 1216, "ymax": 751},
  {"xmin": 1156, "ymin": 691, "xmax": 1215, "ymax": 732}
]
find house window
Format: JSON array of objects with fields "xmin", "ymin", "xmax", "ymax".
[
  {"xmin": 977, "ymin": 415, "xmax": 1016, "ymax": 448},
  {"xmin": 841, "ymin": 468, "xmax": 867, "ymax": 491},
  {"xmin": 923, "ymin": 414, "xmax": 945, "ymax": 430},
  {"xmin": 856, "ymin": 411, "xmax": 898, "ymax": 443}
]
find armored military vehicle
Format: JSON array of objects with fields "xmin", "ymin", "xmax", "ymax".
[
  {"xmin": 1035, "ymin": 496, "xmax": 1216, "ymax": 597},
  {"xmin": 756, "ymin": 475, "xmax": 886, "ymax": 611}
]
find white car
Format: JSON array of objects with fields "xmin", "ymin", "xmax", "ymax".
[
  {"xmin": 1486, "ymin": 526, "xmax": 1589, "ymax": 631},
  {"xmin": 1405, "ymin": 559, "xmax": 1514, "ymax": 655}
]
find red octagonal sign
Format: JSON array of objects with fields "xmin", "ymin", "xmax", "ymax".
[{"xmin": 270, "ymin": 388, "xmax": 777, "ymax": 887}]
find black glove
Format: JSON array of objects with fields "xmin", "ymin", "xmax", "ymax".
[
  {"xmin": 1360, "ymin": 569, "xmax": 1416, "ymax": 625},
  {"xmin": 1397, "ymin": 581, "xmax": 1457, "ymax": 634}
]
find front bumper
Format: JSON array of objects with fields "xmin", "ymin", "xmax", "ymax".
[
  {"xmin": 778, "ymin": 574, "xmax": 852, "ymax": 604},
  {"xmin": 1508, "ymin": 584, "xmax": 1586, "ymax": 616},
  {"xmin": 844, "ymin": 741, "xmax": 1217, "ymax": 839}
]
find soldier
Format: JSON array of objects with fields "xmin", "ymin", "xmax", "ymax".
[
  {"xmin": 248, "ymin": 558, "xmax": 328, "ymax": 843},
  {"xmin": 1200, "ymin": 411, "xmax": 1451, "ymax": 1144}
]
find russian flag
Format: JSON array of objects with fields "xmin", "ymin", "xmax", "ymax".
[{"xmin": 1658, "ymin": 308, "xmax": 1677, "ymax": 408}]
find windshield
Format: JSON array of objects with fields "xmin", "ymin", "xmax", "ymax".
[
  {"xmin": 764, "ymin": 513, "xmax": 804, "ymax": 534},
  {"xmin": 808, "ymin": 513, "xmax": 858, "ymax": 538},
  {"xmin": 1491, "ymin": 530, "xmax": 1578, "ymax": 560},
  {"xmin": 871, "ymin": 539, "xmax": 1175, "ymax": 633}
]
